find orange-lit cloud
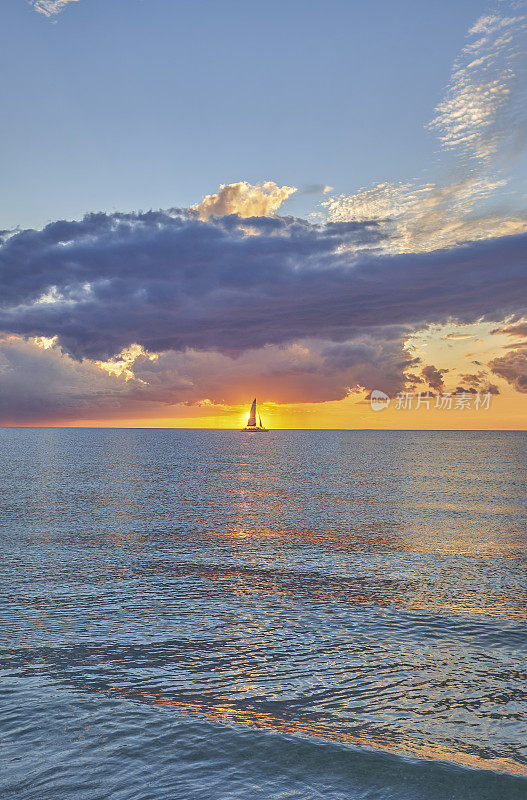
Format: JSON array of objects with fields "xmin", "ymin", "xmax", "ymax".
[{"xmin": 193, "ymin": 181, "xmax": 297, "ymax": 220}]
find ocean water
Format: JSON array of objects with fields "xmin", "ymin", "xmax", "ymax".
[{"xmin": 1, "ymin": 428, "xmax": 526, "ymax": 800}]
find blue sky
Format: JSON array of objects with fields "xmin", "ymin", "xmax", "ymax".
[{"xmin": 3, "ymin": 0, "xmax": 487, "ymax": 229}]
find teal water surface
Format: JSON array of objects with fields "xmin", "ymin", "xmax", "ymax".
[{"xmin": 1, "ymin": 429, "xmax": 526, "ymax": 799}]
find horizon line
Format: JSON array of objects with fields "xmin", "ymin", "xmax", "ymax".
[{"xmin": 0, "ymin": 426, "xmax": 525, "ymax": 432}]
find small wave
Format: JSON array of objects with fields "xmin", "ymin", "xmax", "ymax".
[{"xmin": 92, "ymin": 684, "xmax": 527, "ymax": 779}]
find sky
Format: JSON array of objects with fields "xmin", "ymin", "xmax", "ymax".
[{"xmin": 0, "ymin": 0, "xmax": 526, "ymax": 428}]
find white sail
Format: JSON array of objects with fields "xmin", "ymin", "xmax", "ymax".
[{"xmin": 247, "ymin": 398, "xmax": 257, "ymax": 427}]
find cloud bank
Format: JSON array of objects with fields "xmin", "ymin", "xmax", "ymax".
[
  {"xmin": 0, "ymin": 329, "xmax": 414, "ymax": 421},
  {"xmin": 0, "ymin": 210, "xmax": 525, "ymax": 363},
  {"xmin": 0, "ymin": 207, "xmax": 525, "ymax": 421}
]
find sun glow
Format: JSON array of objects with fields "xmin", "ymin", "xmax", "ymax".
[{"xmin": 96, "ymin": 344, "xmax": 157, "ymax": 380}]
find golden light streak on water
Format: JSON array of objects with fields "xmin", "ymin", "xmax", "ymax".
[{"xmin": 95, "ymin": 685, "xmax": 527, "ymax": 778}]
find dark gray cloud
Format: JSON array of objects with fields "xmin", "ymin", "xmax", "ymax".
[
  {"xmin": 0, "ymin": 330, "xmax": 411, "ymax": 421},
  {"xmin": 458, "ymin": 371, "xmax": 500, "ymax": 395},
  {"xmin": 454, "ymin": 383, "xmax": 500, "ymax": 395},
  {"xmin": 0, "ymin": 210, "xmax": 526, "ymax": 363},
  {"xmin": 421, "ymin": 364, "xmax": 448, "ymax": 391},
  {"xmin": 489, "ymin": 348, "xmax": 527, "ymax": 393},
  {"xmin": 492, "ymin": 322, "xmax": 527, "ymax": 338},
  {"xmin": 0, "ymin": 336, "xmax": 131, "ymax": 421}
]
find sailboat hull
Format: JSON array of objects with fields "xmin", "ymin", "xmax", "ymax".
[{"xmin": 242, "ymin": 426, "xmax": 269, "ymax": 432}]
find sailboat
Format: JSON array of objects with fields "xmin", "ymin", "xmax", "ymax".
[{"xmin": 242, "ymin": 398, "xmax": 269, "ymax": 432}]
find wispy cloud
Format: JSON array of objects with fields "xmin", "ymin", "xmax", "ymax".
[
  {"xmin": 30, "ymin": 0, "xmax": 81, "ymax": 17},
  {"xmin": 324, "ymin": 175, "xmax": 527, "ymax": 252},
  {"xmin": 428, "ymin": 4, "xmax": 527, "ymax": 164},
  {"xmin": 323, "ymin": 1, "xmax": 527, "ymax": 253},
  {"xmin": 297, "ymin": 184, "xmax": 334, "ymax": 196},
  {"xmin": 445, "ymin": 333, "xmax": 474, "ymax": 340}
]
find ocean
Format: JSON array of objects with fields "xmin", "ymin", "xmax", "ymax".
[{"xmin": 1, "ymin": 428, "xmax": 526, "ymax": 800}]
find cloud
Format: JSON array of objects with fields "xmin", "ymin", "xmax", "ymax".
[
  {"xmin": 454, "ymin": 383, "xmax": 500, "ymax": 395},
  {"xmin": 428, "ymin": 3, "xmax": 527, "ymax": 164},
  {"xmin": 0, "ymin": 335, "xmax": 130, "ymax": 421},
  {"xmin": 0, "ymin": 211, "xmax": 526, "ymax": 367},
  {"xmin": 323, "ymin": 2, "xmax": 527, "ymax": 253},
  {"xmin": 324, "ymin": 173, "xmax": 527, "ymax": 254},
  {"xmin": 445, "ymin": 333, "xmax": 474, "ymax": 340},
  {"xmin": 192, "ymin": 181, "xmax": 297, "ymax": 220},
  {"xmin": 30, "ymin": 0, "xmax": 81, "ymax": 17},
  {"xmin": 324, "ymin": 181, "xmax": 433, "ymax": 225},
  {"xmin": 0, "ymin": 329, "xmax": 414, "ymax": 422},
  {"xmin": 2, "ymin": 210, "xmax": 527, "ymax": 360},
  {"xmin": 488, "ymin": 347, "xmax": 527, "ymax": 391},
  {"xmin": 421, "ymin": 364, "xmax": 448, "ymax": 391},
  {"xmin": 492, "ymin": 321, "xmax": 527, "ymax": 337},
  {"xmin": 458, "ymin": 371, "xmax": 500, "ymax": 394},
  {"xmin": 9, "ymin": 3, "xmax": 527, "ymax": 423},
  {"xmin": 0, "ymin": 207, "xmax": 525, "ymax": 423},
  {"xmin": 297, "ymin": 185, "xmax": 334, "ymax": 196},
  {"xmin": 459, "ymin": 370, "xmax": 487, "ymax": 387},
  {"xmin": 131, "ymin": 330, "xmax": 415, "ymax": 405},
  {"xmin": 485, "ymin": 383, "xmax": 500, "ymax": 395}
]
